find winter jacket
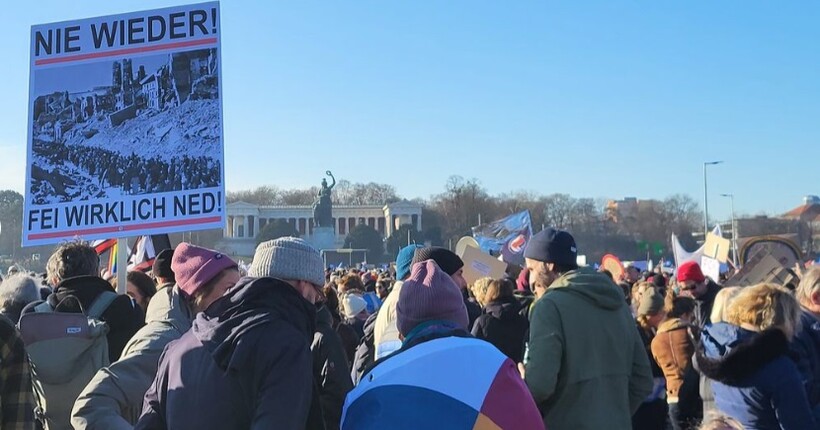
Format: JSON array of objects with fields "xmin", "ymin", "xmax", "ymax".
[
  {"xmin": 463, "ymin": 289, "xmax": 481, "ymax": 330},
  {"xmin": 0, "ymin": 315, "xmax": 36, "ymax": 430},
  {"xmin": 693, "ymin": 281, "xmax": 721, "ymax": 329},
  {"xmin": 633, "ymin": 323, "xmax": 667, "ymax": 430},
  {"xmin": 344, "ymin": 322, "xmax": 544, "ymax": 430},
  {"xmin": 471, "ymin": 296, "xmax": 529, "ymax": 363},
  {"xmin": 514, "ymin": 290, "xmax": 535, "ymax": 320},
  {"xmin": 524, "ymin": 267, "xmax": 653, "ymax": 430},
  {"xmin": 373, "ymin": 280, "xmax": 403, "ymax": 360},
  {"xmin": 21, "ymin": 275, "xmax": 144, "ymax": 362},
  {"xmin": 651, "ymin": 318, "xmax": 695, "ymax": 401},
  {"xmin": 697, "ymin": 323, "xmax": 817, "ymax": 430},
  {"xmin": 350, "ymin": 312, "xmax": 378, "ymax": 385},
  {"xmin": 312, "ymin": 306, "xmax": 353, "ymax": 430},
  {"xmin": 134, "ymin": 277, "xmax": 324, "ymax": 430},
  {"xmin": 790, "ymin": 309, "xmax": 820, "ymax": 411},
  {"xmin": 71, "ymin": 283, "xmax": 192, "ymax": 429}
]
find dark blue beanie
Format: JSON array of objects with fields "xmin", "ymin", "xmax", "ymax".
[
  {"xmin": 396, "ymin": 244, "xmax": 424, "ymax": 281},
  {"xmin": 523, "ymin": 228, "xmax": 578, "ymax": 266}
]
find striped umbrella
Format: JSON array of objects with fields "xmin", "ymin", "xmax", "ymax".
[{"xmin": 342, "ymin": 336, "xmax": 544, "ymax": 430}]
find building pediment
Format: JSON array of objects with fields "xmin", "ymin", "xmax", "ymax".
[
  {"xmin": 228, "ymin": 201, "xmax": 258, "ymax": 209},
  {"xmin": 385, "ymin": 200, "xmax": 422, "ymax": 211}
]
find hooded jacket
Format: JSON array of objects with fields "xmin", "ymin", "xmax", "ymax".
[
  {"xmin": 71, "ymin": 283, "xmax": 192, "ymax": 429},
  {"xmin": 697, "ymin": 323, "xmax": 817, "ymax": 430},
  {"xmin": 790, "ymin": 309, "xmax": 820, "ymax": 411},
  {"xmin": 373, "ymin": 280, "xmax": 403, "ymax": 360},
  {"xmin": 693, "ymin": 281, "xmax": 721, "ymax": 328},
  {"xmin": 312, "ymin": 306, "xmax": 353, "ymax": 430},
  {"xmin": 134, "ymin": 277, "xmax": 324, "ymax": 430},
  {"xmin": 524, "ymin": 267, "xmax": 653, "ymax": 430},
  {"xmin": 22, "ymin": 276, "xmax": 144, "ymax": 362},
  {"xmin": 471, "ymin": 296, "xmax": 529, "ymax": 363}
]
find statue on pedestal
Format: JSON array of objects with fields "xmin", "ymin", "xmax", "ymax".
[{"xmin": 313, "ymin": 171, "xmax": 336, "ymax": 228}]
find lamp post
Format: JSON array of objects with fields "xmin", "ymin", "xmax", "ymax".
[
  {"xmin": 703, "ymin": 161, "xmax": 724, "ymax": 235},
  {"xmin": 720, "ymin": 193, "xmax": 739, "ymax": 267}
]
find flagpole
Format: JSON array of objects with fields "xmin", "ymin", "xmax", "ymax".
[{"xmin": 116, "ymin": 238, "xmax": 127, "ymax": 294}]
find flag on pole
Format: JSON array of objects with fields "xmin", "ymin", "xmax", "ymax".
[
  {"xmin": 128, "ymin": 235, "xmax": 172, "ymax": 272},
  {"xmin": 108, "ymin": 241, "xmax": 119, "ymax": 275},
  {"xmin": 671, "ymin": 225, "xmax": 723, "ymax": 267},
  {"xmin": 91, "ymin": 238, "xmax": 117, "ymax": 255},
  {"xmin": 471, "ymin": 211, "xmax": 532, "ymax": 267}
]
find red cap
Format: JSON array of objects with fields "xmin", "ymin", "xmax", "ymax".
[{"xmin": 677, "ymin": 261, "xmax": 705, "ymax": 283}]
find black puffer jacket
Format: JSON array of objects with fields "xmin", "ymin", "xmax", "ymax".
[
  {"xmin": 350, "ymin": 312, "xmax": 378, "ymax": 385},
  {"xmin": 312, "ymin": 306, "xmax": 353, "ymax": 430},
  {"xmin": 22, "ymin": 275, "xmax": 144, "ymax": 362},
  {"xmin": 471, "ymin": 296, "xmax": 529, "ymax": 362}
]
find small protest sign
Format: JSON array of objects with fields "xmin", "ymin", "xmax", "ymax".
[
  {"xmin": 700, "ymin": 256, "xmax": 721, "ymax": 282},
  {"xmin": 461, "ymin": 245, "xmax": 507, "ymax": 286},
  {"xmin": 24, "ymin": 2, "xmax": 224, "ymax": 246}
]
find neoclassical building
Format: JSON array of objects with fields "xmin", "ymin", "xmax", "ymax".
[{"xmin": 219, "ymin": 200, "xmax": 423, "ymax": 256}]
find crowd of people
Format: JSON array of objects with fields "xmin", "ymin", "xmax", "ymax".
[
  {"xmin": 0, "ymin": 228, "xmax": 817, "ymax": 429},
  {"xmin": 33, "ymin": 141, "xmax": 221, "ymax": 202}
]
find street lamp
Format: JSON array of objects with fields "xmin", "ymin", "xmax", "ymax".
[
  {"xmin": 703, "ymin": 161, "xmax": 724, "ymax": 235},
  {"xmin": 720, "ymin": 193, "xmax": 739, "ymax": 267}
]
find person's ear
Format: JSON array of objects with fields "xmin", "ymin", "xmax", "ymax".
[{"xmin": 811, "ymin": 290, "xmax": 820, "ymax": 307}]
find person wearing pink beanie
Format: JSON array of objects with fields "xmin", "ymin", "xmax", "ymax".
[{"xmin": 171, "ymin": 242, "xmax": 239, "ymax": 313}]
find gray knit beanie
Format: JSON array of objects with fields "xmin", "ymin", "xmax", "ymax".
[{"xmin": 248, "ymin": 237, "xmax": 325, "ymax": 286}]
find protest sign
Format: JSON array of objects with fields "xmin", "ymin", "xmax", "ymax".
[
  {"xmin": 739, "ymin": 236, "xmax": 801, "ymax": 268},
  {"xmin": 461, "ymin": 245, "xmax": 507, "ymax": 286},
  {"xmin": 601, "ymin": 254, "xmax": 624, "ymax": 281},
  {"xmin": 699, "ymin": 255, "xmax": 721, "ymax": 282},
  {"xmin": 455, "ymin": 236, "xmax": 480, "ymax": 260},
  {"xmin": 24, "ymin": 2, "xmax": 224, "ymax": 246},
  {"xmin": 703, "ymin": 233, "xmax": 731, "ymax": 263},
  {"xmin": 724, "ymin": 248, "xmax": 794, "ymax": 287}
]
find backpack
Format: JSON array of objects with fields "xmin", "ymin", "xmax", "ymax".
[{"xmin": 18, "ymin": 291, "xmax": 118, "ymax": 430}]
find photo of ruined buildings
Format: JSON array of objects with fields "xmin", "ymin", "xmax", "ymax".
[{"xmin": 29, "ymin": 48, "xmax": 221, "ymax": 204}]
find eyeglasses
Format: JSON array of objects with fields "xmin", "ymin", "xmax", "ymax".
[{"xmin": 680, "ymin": 283, "xmax": 698, "ymax": 292}]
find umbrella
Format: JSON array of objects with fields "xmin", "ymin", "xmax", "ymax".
[{"xmin": 342, "ymin": 336, "xmax": 543, "ymax": 430}]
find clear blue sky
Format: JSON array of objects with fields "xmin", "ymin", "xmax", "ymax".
[{"xmin": 2, "ymin": 1, "xmax": 819, "ymax": 223}]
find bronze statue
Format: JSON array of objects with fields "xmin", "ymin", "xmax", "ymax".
[{"xmin": 313, "ymin": 171, "xmax": 336, "ymax": 228}]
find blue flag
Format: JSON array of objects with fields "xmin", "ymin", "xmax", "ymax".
[{"xmin": 471, "ymin": 211, "xmax": 532, "ymax": 267}]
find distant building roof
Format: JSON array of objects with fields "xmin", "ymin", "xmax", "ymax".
[{"xmin": 782, "ymin": 203, "xmax": 820, "ymax": 220}]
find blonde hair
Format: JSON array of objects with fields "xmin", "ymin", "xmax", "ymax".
[
  {"xmin": 796, "ymin": 266, "xmax": 820, "ymax": 306},
  {"xmin": 710, "ymin": 287, "xmax": 742, "ymax": 323},
  {"xmin": 470, "ymin": 277, "xmax": 493, "ymax": 306},
  {"xmin": 698, "ymin": 412, "xmax": 744, "ymax": 430},
  {"xmin": 726, "ymin": 283, "xmax": 802, "ymax": 340},
  {"xmin": 484, "ymin": 279, "xmax": 514, "ymax": 304}
]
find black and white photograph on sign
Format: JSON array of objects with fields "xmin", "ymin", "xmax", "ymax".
[{"xmin": 29, "ymin": 48, "xmax": 221, "ymax": 204}]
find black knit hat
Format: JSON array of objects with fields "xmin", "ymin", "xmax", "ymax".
[
  {"xmin": 152, "ymin": 248, "xmax": 175, "ymax": 281},
  {"xmin": 411, "ymin": 247, "xmax": 464, "ymax": 276},
  {"xmin": 523, "ymin": 228, "xmax": 578, "ymax": 267}
]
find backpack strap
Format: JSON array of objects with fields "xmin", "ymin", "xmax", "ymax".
[
  {"xmin": 33, "ymin": 301, "xmax": 53, "ymax": 313},
  {"xmin": 86, "ymin": 291, "xmax": 119, "ymax": 319}
]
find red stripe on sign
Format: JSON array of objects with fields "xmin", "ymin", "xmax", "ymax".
[
  {"xmin": 34, "ymin": 38, "xmax": 218, "ymax": 66},
  {"xmin": 27, "ymin": 216, "xmax": 221, "ymax": 240}
]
